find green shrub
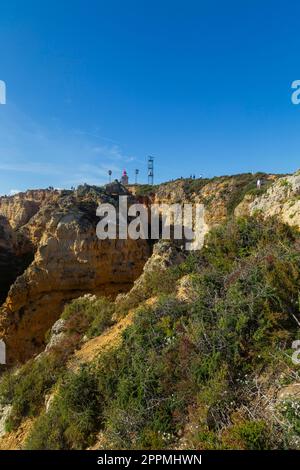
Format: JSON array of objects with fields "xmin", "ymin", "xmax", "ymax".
[
  {"xmin": 62, "ymin": 296, "xmax": 114, "ymax": 339},
  {"xmin": 0, "ymin": 296, "xmax": 113, "ymax": 434},
  {"xmin": 229, "ymin": 420, "xmax": 269, "ymax": 450},
  {"xmin": 25, "ymin": 366, "xmax": 103, "ymax": 450},
  {"xmin": 280, "ymin": 399, "xmax": 300, "ymax": 435},
  {"xmin": 225, "ymin": 173, "xmax": 273, "ymax": 214},
  {"xmin": 0, "ymin": 353, "xmax": 64, "ymax": 430}
]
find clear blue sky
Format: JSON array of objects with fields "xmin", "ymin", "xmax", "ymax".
[{"xmin": 0, "ymin": 0, "xmax": 300, "ymax": 194}]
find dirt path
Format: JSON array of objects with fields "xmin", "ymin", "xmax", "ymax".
[
  {"xmin": 0, "ymin": 418, "xmax": 33, "ymax": 450},
  {"xmin": 69, "ymin": 311, "xmax": 134, "ymax": 369},
  {"xmin": 70, "ymin": 297, "xmax": 158, "ymax": 369}
]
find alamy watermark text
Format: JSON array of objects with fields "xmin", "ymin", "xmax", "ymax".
[{"xmin": 96, "ymin": 197, "xmax": 206, "ymax": 251}]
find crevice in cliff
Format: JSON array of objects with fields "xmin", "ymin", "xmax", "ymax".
[
  {"xmin": 0, "ymin": 216, "xmax": 35, "ymax": 307},
  {"xmin": 0, "ymin": 249, "xmax": 34, "ymax": 306}
]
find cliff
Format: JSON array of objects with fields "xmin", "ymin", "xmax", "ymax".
[
  {"xmin": 0, "ymin": 189, "xmax": 60, "ymax": 230},
  {"xmin": 0, "ymin": 185, "xmax": 151, "ymax": 364},
  {"xmin": 235, "ymin": 171, "xmax": 300, "ymax": 228},
  {"xmin": 3, "ymin": 172, "xmax": 300, "ymax": 365},
  {"xmin": 1, "ymin": 170, "xmax": 300, "ymax": 451},
  {"xmin": 3, "ymin": 171, "xmax": 300, "ymax": 365}
]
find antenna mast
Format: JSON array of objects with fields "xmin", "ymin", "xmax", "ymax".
[{"xmin": 148, "ymin": 156, "xmax": 154, "ymax": 185}]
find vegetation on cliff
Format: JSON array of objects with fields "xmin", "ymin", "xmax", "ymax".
[
  {"xmin": 6, "ymin": 215, "xmax": 298, "ymax": 450},
  {"xmin": 1, "ymin": 172, "xmax": 300, "ymax": 450}
]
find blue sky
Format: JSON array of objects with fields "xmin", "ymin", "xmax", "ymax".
[{"xmin": 0, "ymin": 0, "xmax": 300, "ymax": 194}]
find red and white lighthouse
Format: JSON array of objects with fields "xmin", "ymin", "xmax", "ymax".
[{"xmin": 121, "ymin": 169, "xmax": 129, "ymax": 185}]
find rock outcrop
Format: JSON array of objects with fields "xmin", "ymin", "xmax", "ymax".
[
  {"xmin": 133, "ymin": 174, "xmax": 278, "ymax": 233},
  {"xmin": 0, "ymin": 189, "xmax": 60, "ymax": 230},
  {"xmin": 0, "ymin": 186, "xmax": 151, "ymax": 364},
  {"xmin": 235, "ymin": 172, "xmax": 300, "ymax": 228}
]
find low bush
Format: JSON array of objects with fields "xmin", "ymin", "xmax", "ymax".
[
  {"xmin": 62, "ymin": 295, "xmax": 114, "ymax": 339},
  {"xmin": 0, "ymin": 295, "xmax": 114, "ymax": 432},
  {"xmin": 25, "ymin": 366, "xmax": 103, "ymax": 449},
  {"xmin": 221, "ymin": 419, "xmax": 270, "ymax": 450},
  {"xmin": 0, "ymin": 353, "xmax": 64, "ymax": 430}
]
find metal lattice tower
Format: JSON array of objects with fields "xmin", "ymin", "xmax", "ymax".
[{"xmin": 148, "ymin": 156, "xmax": 154, "ymax": 185}]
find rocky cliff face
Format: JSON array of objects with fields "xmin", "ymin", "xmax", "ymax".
[
  {"xmin": 133, "ymin": 173, "xmax": 278, "ymax": 232},
  {"xmin": 0, "ymin": 186, "xmax": 151, "ymax": 364},
  {"xmin": 235, "ymin": 172, "xmax": 300, "ymax": 229},
  {"xmin": 1, "ymin": 171, "xmax": 299, "ymax": 365},
  {"xmin": 0, "ymin": 190, "xmax": 60, "ymax": 230}
]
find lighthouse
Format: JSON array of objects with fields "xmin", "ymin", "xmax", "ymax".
[{"xmin": 121, "ymin": 169, "xmax": 129, "ymax": 185}]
